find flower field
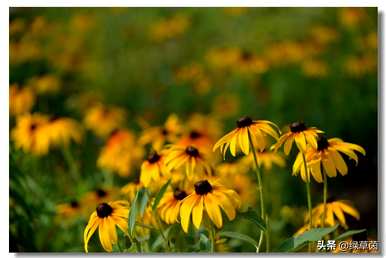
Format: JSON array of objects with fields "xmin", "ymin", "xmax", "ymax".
[{"xmin": 9, "ymin": 7, "xmax": 378, "ymax": 253}]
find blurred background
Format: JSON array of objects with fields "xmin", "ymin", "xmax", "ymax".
[{"xmin": 9, "ymin": 7, "xmax": 377, "ymax": 252}]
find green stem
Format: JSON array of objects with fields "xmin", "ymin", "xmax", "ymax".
[
  {"xmin": 301, "ymin": 153, "xmax": 313, "ymax": 252},
  {"xmin": 247, "ymin": 131, "xmax": 267, "ymax": 252},
  {"xmin": 155, "ymin": 215, "xmax": 171, "ymax": 251},
  {"xmin": 61, "ymin": 146, "xmax": 79, "ymax": 182},
  {"xmin": 265, "ymin": 215, "xmax": 270, "ymax": 252},
  {"xmin": 209, "ymin": 224, "xmax": 216, "ymax": 253},
  {"xmin": 322, "ymin": 170, "xmax": 328, "ymax": 227}
]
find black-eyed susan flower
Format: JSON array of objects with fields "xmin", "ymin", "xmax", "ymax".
[
  {"xmin": 139, "ymin": 114, "xmax": 182, "ymax": 151},
  {"xmin": 83, "ymin": 104, "xmax": 126, "ymax": 138},
  {"xmin": 56, "ymin": 200, "xmax": 83, "ymax": 222},
  {"xmin": 157, "ymin": 188, "xmax": 191, "ymax": 224},
  {"xmin": 9, "ymin": 84, "xmax": 35, "ymax": 116},
  {"xmin": 140, "ymin": 151, "xmax": 170, "ymax": 187},
  {"xmin": 149, "ymin": 14, "xmax": 190, "ymax": 42},
  {"xmin": 235, "ymin": 50, "xmax": 268, "ymax": 75},
  {"xmin": 84, "ymin": 200, "xmax": 129, "ymax": 252},
  {"xmin": 97, "ymin": 129, "xmax": 143, "ymax": 177},
  {"xmin": 180, "ymin": 179, "xmax": 240, "ymax": 232},
  {"xmin": 11, "ymin": 113, "xmax": 50, "ymax": 155},
  {"xmin": 81, "ymin": 188, "xmax": 119, "ymax": 215},
  {"xmin": 213, "ymin": 116, "xmax": 279, "ymax": 157},
  {"xmin": 295, "ymin": 199, "xmax": 360, "ymax": 236},
  {"xmin": 45, "ymin": 116, "xmax": 83, "ymax": 147},
  {"xmin": 164, "ymin": 145, "xmax": 212, "ymax": 179},
  {"xmin": 293, "ymin": 135, "xmax": 366, "ymax": 182},
  {"xmin": 272, "ymin": 121, "xmax": 322, "ymax": 154}
]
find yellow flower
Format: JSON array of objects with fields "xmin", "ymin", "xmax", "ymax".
[
  {"xmin": 121, "ymin": 181, "xmax": 143, "ymax": 202},
  {"xmin": 272, "ymin": 121, "xmax": 323, "ymax": 154},
  {"xmin": 301, "ymin": 59, "xmax": 328, "ymax": 78},
  {"xmin": 213, "ymin": 116, "xmax": 279, "ymax": 157},
  {"xmin": 235, "ymin": 50, "xmax": 269, "ymax": 75},
  {"xmin": 309, "ymin": 26, "xmax": 339, "ymax": 46},
  {"xmin": 164, "ymin": 145, "xmax": 212, "ymax": 179},
  {"xmin": 56, "ymin": 200, "xmax": 83, "ymax": 221},
  {"xmin": 216, "ymin": 158, "xmax": 250, "ymax": 175},
  {"xmin": 179, "ymin": 179, "xmax": 240, "ymax": 232},
  {"xmin": 84, "ymin": 201, "xmax": 129, "ymax": 252},
  {"xmin": 11, "ymin": 113, "xmax": 50, "ymax": 155},
  {"xmin": 340, "ymin": 7, "xmax": 366, "ymax": 28},
  {"xmin": 84, "ymin": 104, "xmax": 126, "ymax": 138},
  {"xmin": 139, "ymin": 114, "xmax": 182, "ymax": 151},
  {"xmin": 295, "ymin": 199, "xmax": 360, "ymax": 236},
  {"xmin": 157, "ymin": 188, "xmax": 190, "ymax": 224},
  {"xmin": 81, "ymin": 188, "xmax": 119, "ymax": 214},
  {"xmin": 212, "ymin": 94, "xmax": 240, "ymax": 118},
  {"xmin": 293, "ymin": 136, "xmax": 366, "ymax": 183},
  {"xmin": 45, "ymin": 117, "xmax": 83, "ymax": 147},
  {"xmin": 9, "ymin": 84, "xmax": 35, "ymax": 116},
  {"xmin": 27, "ymin": 75, "xmax": 61, "ymax": 94},
  {"xmin": 150, "ymin": 15, "xmax": 190, "ymax": 42},
  {"xmin": 345, "ymin": 54, "xmax": 377, "ymax": 77},
  {"xmin": 247, "ymin": 149, "xmax": 286, "ymax": 170},
  {"xmin": 176, "ymin": 130, "xmax": 214, "ymax": 154},
  {"xmin": 140, "ymin": 151, "xmax": 170, "ymax": 187},
  {"xmin": 206, "ymin": 47, "xmax": 241, "ymax": 70},
  {"xmin": 97, "ymin": 129, "xmax": 143, "ymax": 177}
]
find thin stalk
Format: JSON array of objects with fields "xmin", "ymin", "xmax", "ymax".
[
  {"xmin": 322, "ymin": 170, "xmax": 328, "ymax": 227},
  {"xmin": 265, "ymin": 215, "xmax": 270, "ymax": 252},
  {"xmin": 247, "ymin": 130, "xmax": 268, "ymax": 252},
  {"xmin": 301, "ymin": 152, "xmax": 313, "ymax": 252},
  {"xmin": 61, "ymin": 146, "xmax": 79, "ymax": 182},
  {"xmin": 209, "ymin": 223, "xmax": 216, "ymax": 253},
  {"xmin": 155, "ymin": 215, "xmax": 171, "ymax": 251}
]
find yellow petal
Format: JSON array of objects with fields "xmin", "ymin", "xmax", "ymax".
[
  {"xmin": 330, "ymin": 150, "xmax": 348, "ymax": 176},
  {"xmin": 322, "ymin": 156, "xmax": 337, "ymax": 178},
  {"xmin": 332, "ymin": 203, "xmax": 347, "ymax": 227},
  {"xmin": 295, "ymin": 133, "xmax": 307, "ymax": 152},
  {"xmin": 204, "ymin": 194, "xmax": 223, "ymax": 228},
  {"xmin": 180, "ymin": 195, "xmax": 198, "ymax": 233},
  {"xmin": 283, "ymin": 135, "xmax": 294, "ymax": 155},
  {"xmin": 99, "ymin": 219, "xmax": 113, "ymax": 252},
  {"xmin": 84, "ymin": 214, "xmax": 99, "ymax": 253},
  {"xmin": 212, "ymin": 191, "xmax": 236, "ymax": 220},
  {"xmin": 337, "ymin": 201, "xmax": 360, "ymax": 220},
  {"xmin": 192, "ymin": 197, "xmax": 204, "ymax": 229}
]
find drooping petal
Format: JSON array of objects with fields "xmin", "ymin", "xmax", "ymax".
[
  {"xmin": 84, "ymin": 214, "xmax": 99, "ymax": 253},
  {"xmin": 180, "ymin": 195, "xmax": 198, "ymax": 233},
  {"xmin": 322, "ymin": 156, "xmax": 337, "ymax": 178},
  {"xmin": 330, "ymin": 150, "xmax": 348, "ymax": 176},
  {"xmin": 192, "ymin": 197, "xmax": 204, "ymax": 229},
  {"xmin": 204, "ymin": 194, "xmax": 223, "ymax": 228},
  {"xmin": 283, "ymin": 135, "xmax": 294, "ymax": 155},
  {"xmin": 99, "ymin": 219, "xmax": 113, "ymax": 252}
]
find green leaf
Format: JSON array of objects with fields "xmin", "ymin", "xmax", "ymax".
[
  {"xmin": 277, "ymin": 225, "xmax": 338, "ymax": 252},
  {"xmin": 152, "ymin": 179, "xmax": 171, "ymax": 212},
  {"xmin": 128, "ymin": 188, "xmax": 147, "ymax": 235},
  {"xmin": 138, "ymin": 189, "xmax": 149, "ymax": 217},
  {"xmin": 199, "ymin": 233, "xmax": 211, "ymax": 251},
  {"xmin": 238, "ymin": 208, "xmax": 266, "ymax": 231},
  {"xmin": 334, "ymin": 229, "xmax": 367, "ymax": 241},
  {"xmin": 219, "ymin": 231, "xmax": 258, "ymax": 251}
]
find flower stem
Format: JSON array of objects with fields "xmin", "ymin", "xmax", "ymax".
[
  {"xmin": 322, "ymin": 170, "xmax": 328, "ymax": 227},
  {"xmin": 247, "ymin": 130, "xmax": 268, "ymax": 252},
  {"xmin": 301, "ymin": 152, "xmax": 313, "ymax": 252},
  {"xmin": 209, "ymin": 223, "xmax": 216, "ymax": 253},
  {"xmin": 61, "ymin": 146, "xmax": 79, "ymax": 182}
]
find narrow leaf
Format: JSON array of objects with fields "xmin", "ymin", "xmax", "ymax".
[
  {"xmin": 334, "ymin": 229, "xmax": 367, "ymax": 241},
  {"xmin": 128, "ymin": 188, "xmax": 146, "ymax": 235},
  {"xmin": 138, "ymin": 189, "xmax": 149, "ymax": 216},
  {"xmin": 277, "ymin": 225, "xmax": 338, "ymax": 252},
  {"xmin": 219, "ymin": 231, "xmax": 258, "ymax": 250},
  {"xmin": 152, "ymin": 179, "xmax": 171, "ymax": 212}
]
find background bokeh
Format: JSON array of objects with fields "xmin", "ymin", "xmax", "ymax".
[{"xmin": 9, "ymin": 7, "xmax": 377, "ymax": 252}]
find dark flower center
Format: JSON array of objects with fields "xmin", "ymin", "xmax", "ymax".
[
  {"xmin": 96, "ymin": 189, "xmax": 107, "ymax": 198},
  {"xmin": 173, "ymin": 189, "xmax": 188, "ymax": 200},
  {"xmin": 289, "ymin": 121, "xmax": 307, "ymax": 133},
  {"xmin": 70, "ymin": 200, "xmax": 79, "ymax": 208},
  {"xmin": 194, "ymin": 180, "xmax": 213, "ymax": 195},
  {"xmin": 241, "ymin": 50, "xmax": 253, "ymax": 61},
  {"xmin": 147, "ymin": 151, "xmax": 161, "ymax": 163},
  {"xmin": 29, "ymin": 123, "xmax": 38, "ymax": 131},
  {"xmin": 96, "ymin": 203, "xmax": 113, "ymax": 218},
  {"xmin": 236, "ymin": 116, "xmax": 253, "ymax": 128},
  {"xmin": 161, "ymin": 128, "xmax": 169, "ymax": 136},
  {"xmin": 109, "ymin": 129, "xmax": 120, "ymax": 138},
  {"xmin": 317, "ymin": 136, "xmax": 330, "ymax": 151},
  {"xmin": 189, "ymin": 130, "xmax": 202, "ymax": 139},
  {"xmin": 185, "ymin": 146, "xmax": 199, "ymax": 157},
  {"xmin": 49, "ymin": 116, "xmax": 60, "ymax": 122}
]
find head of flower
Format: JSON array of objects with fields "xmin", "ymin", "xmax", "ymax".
[{"xmin": 140, "ymin": 150, "xmax": 169, "ymax": 187}]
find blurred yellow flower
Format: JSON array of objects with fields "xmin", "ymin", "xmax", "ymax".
[
  {"xmin": 84, "ymin": 201, "xmax": 129, "ymax": 252},
  {"xmin": 218, "ymin": 173, "xmax": 256, "ymax": 209},
  {"xmin": 206, "ymin": 47, "xmax": 241, "ymax": 70},
  {"xmin": 295, "ymin": 199, "xmax": 360, "ymax": 236},
  {"xmin": 10, "ymin": 18, "xmax": 26, "ymax": 36},
  {"xmin": 121, "ymin": 181, "xmax": 143, "ymax": 202},
  {"xmin": 27, "ymin": 75, "xmax": 61, "ymax": 94},
  {"xmin": 11, "ymin": 113, "xmax": 50, "ymax": 155},
  {"xmin": 140, "ymin": 151, "xmax": 170, "ymax": 187},
  {"xmin": 340, "ymin": 7, "xmax": 367, "ymax": 28},
  {"xmin": 150, "ymin": 15, "xmax": 190, "ymax": 42},
  {"xmin": 235, "ymin": 51, "xmax": 269, "ymax": 75},
  {"xmin": 247, "ymin": 149, "xmax": 286, "ymax": 171},
  {"xmin": 97, "ymin": 129, "xmax": 143, "ymax": 177},
  {"xmin": 165, "ymin": 145, "xmax": 212, "ymax": 179},
  {"xmin": 345, "ymin": 54, "xmax": 377, "ymax": 77},
  {"xmin": 180, "ymin": 178, "xmax": 240, "ymax": 232},
  {"xmin": 212, "ymin": 94, "xmax": 240, "ymax": 118},
  {"xmin": 84, "ymin": 104, "xmax": 127, "ymax": 138},
  {"xmin": 9, "ymin": 84, "xmax": 35, "ymax": 116},
  {"xmin": 309, "ymin": 26, "xmax": 339, "ymax": 46},
  {"xmin": 223, "ymin": 7, "xmax": 248, "ymax": 16},
  {"xmin": 139, "ymin": 114, "xmax": 182, "ymax": 151},
  {"xmin": 302, "ymin": 59, "xmax": 328, "ymax": 78},
  {"xmin": 46, "ymin": 117, "xmax": 83, "ymax": 147}
]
